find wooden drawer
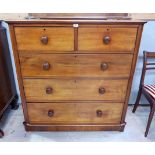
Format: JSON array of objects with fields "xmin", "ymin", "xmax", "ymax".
[
  {"xmin": 78, "ymin": 27, "xmax": 137, "ymax": 52},
  {"xmin": 23, "ymin": 79, "xmax": 128, "ymax": 102},
  {"xmin": 15, "ymin": 27, "xmax": 74, "ymax": 51},
  {"xmin": 19, "ymin": 53, "xmax": 133, "ymax": 78},
  {"xmin": 27, "ymin": 102, "xmax": 124, "ymax": 124}
]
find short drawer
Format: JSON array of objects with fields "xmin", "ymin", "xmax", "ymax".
[
  {"xmin": 19, "ymin": 53, "xmax": 133, "ymax": 78},
  {"xmin": 23, "ymin": 79, "xmax": 128, "ymax": 102},
  {"xmin": 15, "ymin": 27, "xmax": 74, "ymax": 52},
  {"xmin": 78, "ymin": 27, "xmax": 137, "ymax": 52},
  {"xmin": 27, "ymin": 102, "xmax": 124, "ymax": 124}
]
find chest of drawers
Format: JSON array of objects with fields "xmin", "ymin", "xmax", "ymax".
[{"xmin": 8, "ymin": 17, "xmax": 145, "ymax": 131}]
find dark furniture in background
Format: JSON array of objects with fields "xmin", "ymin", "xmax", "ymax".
[
  {"xmin": 0, "ymin": 22, "xmax": 19, "ymax": 138},
  {"xmin": 133, "ymin": 51, "xmax": 155, "ymax": 137}
]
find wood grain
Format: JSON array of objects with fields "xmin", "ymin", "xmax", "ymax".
[
  {"xmin": 24, "ymin": 122, "xmax": 126, "ymax": 131},
  {"xmin": 7, "ymin": 16, "xmax": 145, "ymax": 131},
  {"xmin": 121, "ymin": 25, "xmax": 144, "ymax": 123},
  {"xmin": 19, "ymin": 53, "xmax": 133, "ymax": 78},
  {"xmin": 23, "ymin": 78, "xmax": 128, "ymax": 102},
  {"xmin": 9, "ymin": 25, "xmax": 29, "ymax": 122},
  {"xmin": 78, "ymin": 27, "xmax": 137, "ymax": 52},
  {"xmin": 15, "ymin": 27, "xmax": 74, "ymax": 51},
  {"xmin": 27, "ymin": 102, "xmax": 124, "ymax": 124}
]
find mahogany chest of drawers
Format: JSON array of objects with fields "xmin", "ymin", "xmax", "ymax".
[{"xmin": 8, "ymin": 16, "xmax": 145, "ymax": 131}]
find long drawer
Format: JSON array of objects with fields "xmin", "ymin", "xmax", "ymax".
[
  {"xmin": 23, "ymin": 79, "xmax": 128, "ymax": 102},
  {"xmin": 19, "ymin": 53, "xmax": 133, "ymax": 78},
  {"xmin": 27, "ymin": 102, "xmax": 124, "ymax": 124},
  {"xmin": 15, "ymin": 27, "xmax": 74, "ymax": 51},
  {"xmin": 78, "ymin": 27, "xmax": 137, "ymax": 52}
]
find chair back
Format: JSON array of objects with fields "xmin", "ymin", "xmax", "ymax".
[{"xmin": 140, "ymin": 51, "xmax": 155, "ymax": 86}]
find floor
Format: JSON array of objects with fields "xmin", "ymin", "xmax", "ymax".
[{"xmin": 0, "ymin": 105, "xmax": 155, "ymax": 142}]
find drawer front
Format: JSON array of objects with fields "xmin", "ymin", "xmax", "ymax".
[
  {"xmin": 23, "ymin": 79, "xmax": 128, "ymax": 102},
  {"xmin": 27, "ymin": 102, "xmax": 124, "ymax": 124},
  {"xmin": 78, "ymin": 27, "xmax": 137, "ymax": 52},
  {"xmin": 20, "ymin": 53, "xmax": 133, "ymax": 78},
  {"xmin": 15, "ymin": 27, "xmax": 74, "ymax": 51}
]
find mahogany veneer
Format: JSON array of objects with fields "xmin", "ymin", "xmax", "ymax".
[{"xmin": 7, "ymin": 14, "xmax": 145, "ymax": 132}]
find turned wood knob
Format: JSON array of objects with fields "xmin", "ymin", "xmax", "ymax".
[
  {"xmin": 43, "ymin": 62, "xmax": 50, "ymax": 70},
  {"xmin": 46, "ymin": 87, "xmax": 53, "ymax": 94},
  {"xmin": 40, "ymin": 36, "xmax": 48, "ymax": 44},
  {"xmin": 99, "ymin": 87, "xmax": 106, "ymax": 94},
  {"xmin": 96, "ymin": 110, "xmax": 103, "ymax": 117},
  {"xmin": 103, "ymin": 36, "xmax": 111, "ymax": 44},
  {"xmin": 48, "ymin": 109, "xmax": 54, "ymax": 117},
  {"xmin": 101, "ymin": 62, "xmax": 108, "ymax": 71}
]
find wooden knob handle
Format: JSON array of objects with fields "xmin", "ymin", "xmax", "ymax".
[
  {"xmin": 103, "ymin": 36, "xmax": 111, "ymax": 44},
  {"xmin": 99, "ymin": 87, "xmax": 106, "ymax": 94},
  {"xmin": 46, "ymin": 87, "xmax": 53, "ymax": 94},
  {"xmin": 48, "ymin": 109, "xmax": 54, "ymax": 117},
  {"xmin": 43, "ymin": 62, "xmax": 50, "ymax": 70},
  {"xmin": 96, "ymin": 110, "xmax": 103, "ymax": 117},
  {"xmin": 101, "ymin": 62, "xmax": 108, "ymax": 71},
  {"xmin": 40, "ymin": 36, "xmax": 48, "ymax": 44}
]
